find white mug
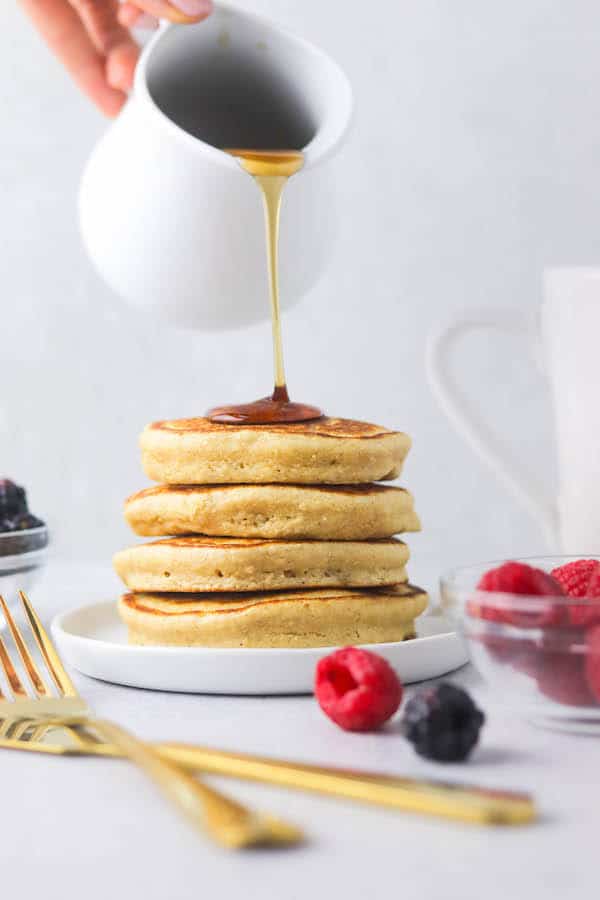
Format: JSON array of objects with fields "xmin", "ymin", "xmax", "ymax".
[
  {"xmin": 79, "ymin": 3, "xmax": 352, "ymax": 330},
  {"xmin": 427, "ymin": 268, "xmax": 600, "ymax": 552}
]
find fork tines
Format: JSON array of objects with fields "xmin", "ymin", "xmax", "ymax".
[{"xmin": 0, "ymin": 592, "xmax": 75, "ymax": 701}]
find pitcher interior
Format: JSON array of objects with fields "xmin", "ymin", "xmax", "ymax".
[{"xmin": 145, "ymin": 18, "xmax": 320, "ymax": 151}]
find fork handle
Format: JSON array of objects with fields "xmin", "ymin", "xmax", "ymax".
[
  {"xmin": 155, "ymin": 742, "xmax": 536, "ymax": 826},
  {"xmin": 76, "ymin": 719, "xmax": 269, "ymax": 848},
  {"xmin": 78, "ymin": 737, "xmax": 533, "ymax": 826}
]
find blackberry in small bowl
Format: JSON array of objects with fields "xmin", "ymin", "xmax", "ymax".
[{"xmin": 0, "ymin": 479, "xmax": 48, "ymax": 597}]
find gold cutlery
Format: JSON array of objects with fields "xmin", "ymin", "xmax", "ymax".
[
  {"xmin": 0, "ymin": 591, "xmax": 302, "ymax": 849},
  {"xmin": 4, "ymin": 727, "xmax": 536, "ymax": 825},
  {"xmin": 0, "ymin": 592, "xmax": 536, "ymax": 827}
]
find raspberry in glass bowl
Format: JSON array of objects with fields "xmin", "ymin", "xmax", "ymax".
[
  {"xmin": 0, "ymin": 479, "xmax": 48, "ymax": 599},
  {"xmin": 440, "ymin": 557, "xmax": 600, "ymax": 733}
]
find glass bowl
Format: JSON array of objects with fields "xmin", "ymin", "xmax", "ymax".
[
  {"xmin": 441, "ymin": 556, "xmax": 600, "ymax": 733},
  {"xmin": 0, "ymin": 525, "xmax": 49, "ymax": 600}
]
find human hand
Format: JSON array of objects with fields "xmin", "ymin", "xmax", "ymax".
[{"xmin": 19, "ymin": 1, "xmax": 213, "ymax": 117}]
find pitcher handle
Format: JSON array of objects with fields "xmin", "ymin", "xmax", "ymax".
[{"xmin": 426, "ymin": 308, "xmax": 558, "ymax": 547}]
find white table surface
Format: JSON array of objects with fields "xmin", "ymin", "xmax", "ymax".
[{"xmin": 1, "ymin": 560, "xmax": 594, "ymax": 898}]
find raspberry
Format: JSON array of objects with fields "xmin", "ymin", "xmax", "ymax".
[
  {"xmin": 551, "ymin": 559, "xmax": 600, "ymax": 597},
  {"xmin": 475, "ymin": 561, "xmax": 565, "ymax": 627},
  {"xmin": 471, "ymin": 630, "xmax": 539, "ymax": 677},
  {"xmin": 584, "ymin": 625, "xmax": 600, "ymax": 703},
  {"xmin": 535, "ymin": 628, "xmax": 594, "ymax": 707},
  {"xmin": 401, "ymin": 683, "xmax": 484, "ymax": 762},
  {"xmin": 472, "ymin": 632, "xmax": 515, "ymax": 663},
  {"xmin": 314, "ymin": 647, "xmax": 403, "ymax": 732},
  {"xmin": 537, "ymin": 654, "xmax": 595, "ymax": 707},
  {"xmin": 514, "ymin": 640, "xmax": 543, "ymax": 678},
  {"xmin": 466, "ymin": 597, "xmax": 507, "ymax": 625},
  {"xmin": 551, "ymin": 560, "xmax": 600, "ymax": 627},
  {"xmin": 541, "ymin": 627, "xmax": 586, "ymax": 654}
]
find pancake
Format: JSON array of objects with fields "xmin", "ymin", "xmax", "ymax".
[
  {"xmin": 113, "ymin": 535, "xmax": 409, "ymax": 593},
  {"xmin": 124, "ymin": 483, "xmax": 421, "ymax": 540},
  {"xmin": 118, "ymin": 583, "xmax": 428, "ymax": 648},
  {"xmin": 140, "ymin": 417, "xmax": 410, "ymax": 485}
]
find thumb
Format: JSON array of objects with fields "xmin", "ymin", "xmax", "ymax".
[{"xmin": 124, "ymin": 0, "xmax": 213, "ymax": 24}]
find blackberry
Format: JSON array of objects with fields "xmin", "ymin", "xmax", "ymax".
[
  {"xmin": 401, "ymin": 682, "xmax": 485, "ymax": 763},
  {"xmin": 12, "ymin": 514, "xmax": 44, "ymax": 531},
  {"xmin": 0, "ymin": 481, "xmax": 44, "ymax": 534},
  {"xmin": 0, "ymin": 480, "xmax": 27, "ymax": 517}
]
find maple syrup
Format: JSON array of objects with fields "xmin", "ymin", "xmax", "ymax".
[{"xmin": 207, "ymin": 149, "xmax": 323, "ymax": 425}]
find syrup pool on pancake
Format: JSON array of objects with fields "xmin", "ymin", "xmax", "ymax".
[{"xmin": 207, "ymin": 149, "xmax": 322, "ymax": 426}]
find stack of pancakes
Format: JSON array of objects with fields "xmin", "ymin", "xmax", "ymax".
[{"xmin": 114, "ymin": 416, "xmax": 428, "ymax": 648}]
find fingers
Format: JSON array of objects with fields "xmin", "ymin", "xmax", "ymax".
[
  {"xmin": 117, "ymin": 3, "xmax": 158, "ymax": 30},
  {"xmin": 128, "ymin": 0, "xmax": 213, "ymax": 24},
  {"xmin": 67, "ymin": 1, "xmax": 136, "ymax": 56},
  {"xmin": 18, "ymin": 0, "xmax": 128, "ymax": 116},
  {"xmin": 19, "ymin": 0, "xmax": 213, "ymax": 119},
  {"xmin": 106, "ymin": 41, "xmax": 140, "ymax": 92},
  {"xmin": 67, "ymin": 1, "xmax": 140, "ymax": 95},
  {"xmin": 117, "ymin": 0, "xmax": 216, "ymax": 34}
]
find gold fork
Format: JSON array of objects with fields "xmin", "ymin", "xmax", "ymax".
[
  {"xmin": 7, "ymin": 726, "xmax": 537, "ymax": 826},
  {"xmin": 0, "ymin": 591, "xmax": 302, "ymax": 849},
  {"xmin": 0, "ymin": 600, "xmax": 537, "ymax": 827}
]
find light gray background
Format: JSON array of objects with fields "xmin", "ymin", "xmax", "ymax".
[
  {"xmin": 4, "ymin": 1, "xmax": 600, "ymax": 582},
  {"xmin": 2, "ymin": 8, "xmax": 599, "ymax": 894}
]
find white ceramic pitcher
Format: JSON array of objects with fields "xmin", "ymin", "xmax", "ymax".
[
  {"xmin": 79, "ymin": 4, "xmax": 352, "ymax": 330},
  {"xmin": 427, "ymin": 268, "xmax": 600, "ymax": 553}
]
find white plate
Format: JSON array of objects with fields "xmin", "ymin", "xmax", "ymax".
[{"xmin": 51, "ymin": 602, "xmax": 469, "ymax": 695}]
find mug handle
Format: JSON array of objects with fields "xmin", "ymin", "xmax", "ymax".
[{"xmin": 426, "ymin": 308, "xmax": 558, "ymax": 547}]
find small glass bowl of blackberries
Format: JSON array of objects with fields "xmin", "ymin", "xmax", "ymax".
[
  {"xmin": 441, "ymin": 557, "xmax": 600, "ymax": 733},
  {"xmin": 0, "ymin": 479, "xmax": 48, "ymax": 596}
]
